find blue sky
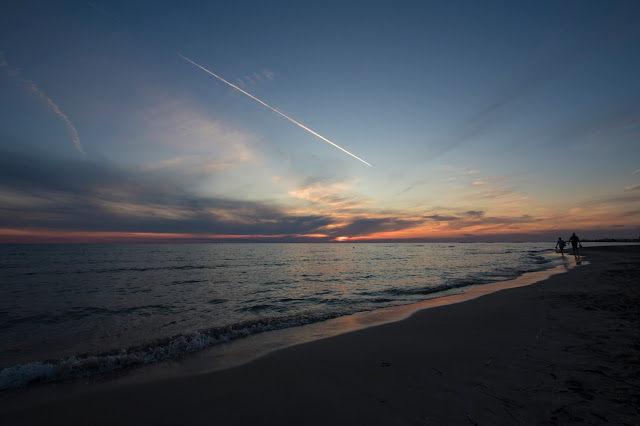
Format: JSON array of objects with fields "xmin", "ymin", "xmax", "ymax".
[{"xmin": 1, "ymin": 0, "xmax": 639, "ymax": 242}]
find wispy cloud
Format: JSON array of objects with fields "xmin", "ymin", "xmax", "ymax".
[
  {"xmin": 427, "ymin": 7, "xmax": 640, "ymax": 160},
  {"xmin": 262, "ymin": 70, "xmax": 275, "ymax": 80},
  {"xmin": 439, "ymin": 166, "xmax": 529, "ymax": 208},
  {"xmin": 573, "ymin": 191, "xmax": 640, "ymax": 207},
  {"xmin": 0, "ymin": 150, "xmax": 527, "ymax": 241},
  {"xmin": 0, "ymin": 52, "xmax": 85, "ymax": 154},
  {"xmin": 236, "ymin": 70, "xmax": 276, "ymax": 88},
  {"xmin": 86, "ymin": 1, "xmax": 123, "ymax": 25},
  {"xmin": 1, "ymin": 148, "xmax": 637, "ymax": 242},
  {"xmin": 625, "ymin": 184, "xmax": 640, "ymax": 191},
  {"xmin": 336, "ymin": 217, "xmax": 422, "ymax": 237},
  {"xmin": 288, "ymin": 179, "xmax": 371, "ymax": 211},
  {"xmin": 144, "ymin": 155, "xmax": 248, "ymax": 176},
  {"xmin": 0, "ymin": 149, "xmax": 333, "ymax": 238},
  {"xmin": 137, "ymin": 99, "xmax": 257, "ymax": 169},
  {"xmin": 555, "ymin": 101, "xmax": 640, "ymax": 153}
]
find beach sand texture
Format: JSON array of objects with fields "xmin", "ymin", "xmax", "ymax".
[{"xmin": 2, "ymin": 245, "xmax": 639, "ymax": 425}]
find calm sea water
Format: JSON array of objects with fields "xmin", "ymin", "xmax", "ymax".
[{"xmin": 0, "ymin": 242, "xmax": 564, "ymax": 390}]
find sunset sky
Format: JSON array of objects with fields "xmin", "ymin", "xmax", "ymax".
[{"xmin": 1, "ymin": 0, "xmax": 639, "ymax": 243}]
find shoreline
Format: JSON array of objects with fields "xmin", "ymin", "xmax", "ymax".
[
  {"xmin": 0, "ymin": 250, "xmax": 570, "ymax": 396},
  {"xmin": 3, "ymin": 246, "xmax": 639, "ymax": 424},
  {"xmin": 0, "ymin": 241, "xmax": 563, "ymax": 384}
]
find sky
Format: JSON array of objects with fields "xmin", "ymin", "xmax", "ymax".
[{"xmin": 1, "ymin": 0, "xmax": 639, "ymax": 243}]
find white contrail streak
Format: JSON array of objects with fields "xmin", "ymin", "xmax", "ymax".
[
  {"xmin": 177, "ymin": 52, "xmax": 371, "ymax": 167},
  {"xmin": 0, "ymin": 52, "xmax": 85, "ymax": 154}
]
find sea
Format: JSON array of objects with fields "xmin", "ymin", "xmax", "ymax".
[{"xmin": 0, "ymin": 242, "xmax": 574, "ymax": 391}]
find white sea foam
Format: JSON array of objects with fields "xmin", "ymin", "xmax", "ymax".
[{"xmin": 0, "ymin": 312, "xmax": 349, "ymax": 390}]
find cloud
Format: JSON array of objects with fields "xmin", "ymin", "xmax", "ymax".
[
  {"xmin": 0, "ymin": 52, "xmax": 85, "ymax": 154},
  {"xmin": 464, "ymin": 173, "xmax": 529, "ymax": 204},
  {"xmin": 236, "ymin": 69, "xmax": 275, "ymax": 88},
  {"xmin": 0, "ymin": 149, "xmax": 439, "ymax": 241},
  {"xmin": 131, "ymin": 99, "xmax": 261, "ymax": 181},
  {"xmin": 0, "ymin": 149, "xmax": 334, "ymax": 237},
  {"xmin": 577, "ymin": 192, "xmax": 640, "ymax": 206},
  {"xmin": 86, "ymin": 1, "xmax": 124, "ymax": 25},
  {"xmin": 425, "ymin": 215, "xmax": 458, "ymax": 223},
  {"xmin": 424, "ymin": 211, "xmax": 534, "ymax": 231},
  {"xmin": 554, "ymin": 101, "xmax": 640, "ymax": 152},
  {"xmin": 625, "ymin": 184, "xmax": 640, "ymax": 191},
  {"xmin": 288, "ymin": 178, "xmax": 371, "ymax": 211},
  {"xmin": 140, "ymin": 100, "xmax": 254, "ymax": 152},
  {"xmin": 439, "ymin": 167, "xmax": 529, "ymax": 206},
  {"xmin": 237, "ymin": 75, "xmax": 256, "ymax": 87},
  {"xmin": 436, "ymin": 165, "xmax": 481, "ymax": 183},
  {"xmin": 144, "ymin": 156, "xmax": 246, "ymax": 176},
  {"xmin": 2, "ymin": 149, "xmax": 543, "ymax": 241},
  {"xmin": 2, "ymin": 146, "xmax": 635, "ymax": 243},
  {"xmin": 427, "ymin": 7, "xmax": 640, "ymax": 160},
  {"xmin": 262, "ymin": 70, "xmax": 275, "ymax": 80},
  {"xmin": 336, "ymin": 217, "xmax": 422, "ymax": 237},
  {"xmin": 464, "ymin": 210, "xmax": 485, "ymax": 218}
]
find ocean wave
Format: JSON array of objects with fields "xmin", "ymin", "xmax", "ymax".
[
  {"xmin": 0, "ymin": 311, "xmax": 349, "ymax": 391},
  {"xmin": 0, "ymin": 243, "xmax": 566, "ymax": 392},
  {"xmin": 1, "ymin": 305, "xmax": 175, "ymax": 327},
  {"xmin": 4, "ymin": 264, "xmax": 219, "ymax": 278},
  {"xmin": 359, "ymin": 281, "xmax": 471, "ymax": 298},
  {"xmin": 170, "ymin": 279, "xmax": 207, "ymax": 285}
]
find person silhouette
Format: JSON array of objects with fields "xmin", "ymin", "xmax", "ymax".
[
  {"xmin": 567, "ymin": 233, "xmax": 582, "ymax": 259},
  {"xmin": 555, "ymin": 237, "xmax": 566, "ymax": 256}
]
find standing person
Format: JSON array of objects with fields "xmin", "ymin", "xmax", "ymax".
[
  {"xmin": 568, "ymin": 233, "xmax": 582, "ymax": 259},
  {"xmin": 556, "ymin": 237, "xmax": 566, "ymax": 256}
]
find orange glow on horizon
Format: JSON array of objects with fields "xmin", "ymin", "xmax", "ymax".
[
  {"xmin": 0, "ymin": 228, "xmax": 330, "ymax": 244},
  {"xmin": 1, "ymin": 201, "xmax": 637, "ymax": 245}
]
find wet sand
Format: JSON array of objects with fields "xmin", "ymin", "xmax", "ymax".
[{"xmin": 3, "ymin": 245, "xmax": 639, "ymax": 425}]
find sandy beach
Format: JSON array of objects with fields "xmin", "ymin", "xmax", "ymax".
[{"xmin": 2, "ymin": 245, "xmax": 639, "ymax": 425}]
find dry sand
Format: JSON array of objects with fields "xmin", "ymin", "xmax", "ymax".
[{"xmin": 2, "ymin": 245, "xmax": 639, "ymax": 425}]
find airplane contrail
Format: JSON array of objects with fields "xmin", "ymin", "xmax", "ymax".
[
  {"xmin": 177, "ymin": 52, "xmax": 372, "ymax": 167},
  {"xmin": 0, "ymin": 52, "xmax": 85, "ymax": 154}
]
